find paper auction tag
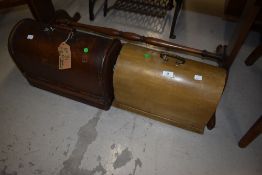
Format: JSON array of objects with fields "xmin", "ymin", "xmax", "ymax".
[{"xmin": 58, "ymin": 42, "xmax": 71, "ymax": 70}]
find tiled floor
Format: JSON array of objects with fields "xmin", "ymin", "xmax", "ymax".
[{"xmin": 0, "ymin": 1, "xmax": 261, "ymax": 175}]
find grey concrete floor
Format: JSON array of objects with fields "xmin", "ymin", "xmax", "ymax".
[{"xmin": 0, "ymin": 1, "xmax": 262, "ymax": 175}]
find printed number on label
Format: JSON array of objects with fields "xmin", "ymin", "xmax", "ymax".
[
  {"xmin": 27, "ymin": 35, "xmax": 34, "ymax": 40},
  {"xmin": 162, "ymin": 71, "xmax": 174, "ymax": 78},
  {"xmin": 194, "ymin": 75, "xmax": 203, "ymax": 81}
]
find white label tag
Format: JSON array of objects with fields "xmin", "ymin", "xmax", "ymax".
[
  {"xmin": 27, "ymin": 35, "xmax": 34, "ymax": 40},
  {"xmin": 194, "ymin": 75, "xmax": 203, "ymax": 81},
  {"xmin": 162, "ymin": 71, "xmax": 174, "ymax": 78}
]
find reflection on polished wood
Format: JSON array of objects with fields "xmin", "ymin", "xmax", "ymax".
[{"xmin": 113, "ymin": 44, "xmax": 226, "ymax": 133}]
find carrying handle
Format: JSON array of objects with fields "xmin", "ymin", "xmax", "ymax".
[{"xmin": 160, "ymin": 52, "xmax": 186, "ymax": 65}]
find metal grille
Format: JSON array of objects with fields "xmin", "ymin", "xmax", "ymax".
[
  {"xmin": 107, "ymin": 10, "xmax": 168, "ymax": 33},
  {"xmin": 113, "ymin": 0, "xmax": 172, "ymax": 18}
]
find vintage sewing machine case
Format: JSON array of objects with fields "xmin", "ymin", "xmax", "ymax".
[
  {"xmin": 8, "ymin": 19, "xmax": 122, "ymax": 110},
  {"xmin": 113, "ymin": 44, "xmax": 226, "ymax": 133}
]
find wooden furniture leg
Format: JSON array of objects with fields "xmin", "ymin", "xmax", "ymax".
[
  {"xmin": 224, "ymin": 0, "xmax": 261, "ymax": 69},
  {"xmin": 0, "ymin": 0, "xmax": 26, "ymax": 9},
  {"xmin": 26, "ymin": 0, "xmax": 80, "ymax": 23},
  {"xmin": 245, "ymin": 44, "xmax": 262, "ymax": 66},
  {"xmin": 0, "ymin": 0, "xmax": 80, "ymax": 23},
  {"xmin": 53, "ymin": 10, "xmax": 81, "ymax": 22},
  {"xmin": 239, "ymin": 116, "xmax": 262, "ymax": 148},
  {"xmin": 207, "ymin": 113, "xmax": 216, "ymax": 130},
  {"xmin": 26, "ymin": 0, "xmax": 56, "ymax": 22}
]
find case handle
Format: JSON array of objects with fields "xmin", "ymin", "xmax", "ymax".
[{"xmin": 160, "ymin": 52, "xmax": 186, "ymax": 65}]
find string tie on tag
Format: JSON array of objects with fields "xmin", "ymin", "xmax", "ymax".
[{"xmin": 64, "ymin": 31, "xmax": 74, "ymax": 43}]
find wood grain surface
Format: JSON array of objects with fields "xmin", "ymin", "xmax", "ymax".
[
  {"xmin": 8, "ymin": 19, "xmax": 122, "ymax": 110},
  {"xmin": 113, "ymin": 44, "xmax": 226, "ymax": 133}
]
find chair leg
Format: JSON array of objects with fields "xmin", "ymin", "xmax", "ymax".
[
  {"xmin": 72, "ymin": 12, "xmax": 81, "ymax": 22},
  {"xmin": 207, "ymin": 113, "xmax": 216, "ymax": 130},
  {"xmin": 89, "ymin": 0, "xmax": 95, "ymax": 21},
  {"xmin": 239, "ymin": 116, "xmax": 262, "ymax": 148},
  {"xmin": 26, "ymin": 0, "xmax": 55, "ymax": 22},
  {"xmin": 27, "ymin": 0, "xmax": 81, "ymax": 23},
  {"xmin": 245, "ymin": 44, "xmax": 262, "ymax": 66},
  {"xmin": 52, "ymin": 10, "xmax": 81, "ymax": 23},
  {"xmin": 0, "ymin": 0, "xmax": 26, "ymax": 10},
  {"xmin": 169, "ymin": 0, "xmax": 183, "ymax": 39},
  {"xmin": 223, "ymin": 0, "xmax": 260, "ymax": 69}
]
